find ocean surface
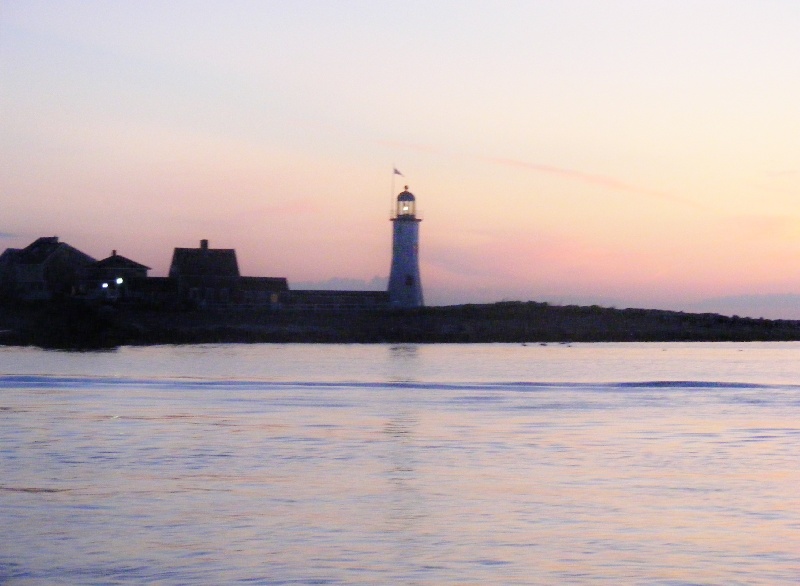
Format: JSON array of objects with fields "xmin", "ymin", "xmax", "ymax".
[{"xmin": 1, "ymin": 342, "xmax": 799, "ymax": 585}]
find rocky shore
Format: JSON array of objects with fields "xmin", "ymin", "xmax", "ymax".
[{"xmin": 2, "ymin": 300, "xmax": 800, "ymax": 350}]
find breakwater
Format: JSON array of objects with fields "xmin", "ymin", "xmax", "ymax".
[{"xmin": 2, "ymin": 300, "xmax": 800, "ymax": 349}]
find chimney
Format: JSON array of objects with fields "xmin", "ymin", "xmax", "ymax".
[
  {"xmin": 200, "ymin": 239, "xmax": 209, "ymax": 251},
  {"xmin": 112, "ymin": 250, "xmax": 117, "ymax": 257}
]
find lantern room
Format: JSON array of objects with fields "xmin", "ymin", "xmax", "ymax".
[{"xmin": 395, "ymin": 187, "xmax": 416, "ymax": 218}]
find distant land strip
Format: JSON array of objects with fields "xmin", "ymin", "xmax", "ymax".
[{"xmin": 2, "ymin": 300, "xmax": 800, "ymax": 350}]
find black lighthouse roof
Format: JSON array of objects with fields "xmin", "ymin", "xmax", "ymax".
[{"xmin": 397, "ymin": 187, "xmax": 415, "ymax": 201}]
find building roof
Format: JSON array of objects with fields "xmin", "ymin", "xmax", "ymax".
[
  {"xmin": 93, "ymin": 251, "xmax": 151, "ymax": 271},
  {"xmin": 397, "ymin": 189, "xmax": 415, "ymax": 202},
  {"xmin": 14, "ymin": 237, "xmax": 95, "ymax": 265},
  {"xmin": 169, "ymin": 240, "xmax": 239, "ymax": 278},
  {"xmin": 16, "ymin": 237, "xmax": 62, "ymax": 264},
  {"xmin": 0, "ymin": 248, "xmax": 20, "ymax": 264}
]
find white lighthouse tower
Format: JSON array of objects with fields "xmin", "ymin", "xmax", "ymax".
[{"xmin": 388, "ymin": 186, "xmax": 424, "ymax": 308}]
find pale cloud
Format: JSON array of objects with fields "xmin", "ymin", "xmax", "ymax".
[
  {"xmin": 380, "ymin": 138, "xmax": 703, "ymax": 209},
  {"xmin": 725, "ymin": 214, "xmax": 800, "ymax": 241},
  {"xmin": 479, "ymin": 155, "xmax": 704, "ymax": 209}
]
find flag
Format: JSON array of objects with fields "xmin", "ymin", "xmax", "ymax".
[{"xmin": 393, "ymin": 168, "xmax": 404, "ymax": 176}]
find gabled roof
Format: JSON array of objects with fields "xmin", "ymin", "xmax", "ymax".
[
  {"xmin": 169, "ymin": 241, "xmax": 239, "ymax": 278},
  {"xmin": 0, "ymin": 248, "xmax": 20, "ymax": 264},
  {"xmin": 93, "ymin": 251, "xmax": 151, "ymax": 271},
  {"xmin": 16, "ymin": 237, "xmax": 61, "ymax": 264},
  {"xmin": 15, "ymin": 237, "xmax": 95, "ymax": 265}
]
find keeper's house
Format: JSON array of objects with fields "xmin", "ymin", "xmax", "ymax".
[
  {"xmin": 0, "ymin": 237, "xmax": 388, "ymax": 311},
  {"xmin": 168, "ymin": 239, "xmax": 287, "ymax": 308},
  {"xmin": 83, "ymin": 250, "xmax": 151, "ymax": 301},
  {"xmin": 0, "ymin": 237, "xmax": 95, "ymax": 301}
]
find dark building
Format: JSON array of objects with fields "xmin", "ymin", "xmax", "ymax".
[
  {"xmin": 125, "ymin": 277, "xmax": 179, "ymax": 308},
  {"xmin": 169, "ymin": 239, "xmax": 239, "ymax": 279},
  {"xmin": 0, "ymin": 237, "xmax": 96, "ymax": 301},
  {"xmin": 92, "ymin": 250, "xmax": 150, "ymax": 280},
  {"xmin": 0, "ymin": 235, "xmax": 390, "ymax": 312},
  {"xmin": 83, "ymin": 250, "xmax": 151, "ymax": 301},
  {"xmin": 237, "ymin": 276, "xmax": 289, "ymax": 306},
  {"xmin": 169, "ymin": 239, "xmax": 287, "ymax": 308},
  {"xmin": 0, "ymin": 248, "xmax": 21, "ymax": 298},
  {"xmin": 169, "ymin": 239, "xmax": 240, "ymax": 306}
]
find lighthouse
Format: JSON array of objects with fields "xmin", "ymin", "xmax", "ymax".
[{"xmin": 388, "ymin": 186, "xmax": 424, "ymax": 308}]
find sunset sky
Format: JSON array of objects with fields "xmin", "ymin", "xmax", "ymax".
[{"xmin": 4, "ymin": 1, "xmax": 800, "ymax": 317}]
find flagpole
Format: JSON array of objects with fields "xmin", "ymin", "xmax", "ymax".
[
  {"xmin": 390, "ymin": 166, "xmax": 404, "ymax": 217},
  {"xmin": 391, "ymin": 166, "xmax": 398, "ymax": 217}
]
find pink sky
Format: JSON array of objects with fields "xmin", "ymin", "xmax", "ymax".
[{"xmin": 3, "ymin": 1, "xmax": 800, "ymax": 317}]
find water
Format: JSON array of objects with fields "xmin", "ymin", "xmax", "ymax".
[{"xmin": 1, "ymin": 342, "xmax": 800, "ymax": 584}]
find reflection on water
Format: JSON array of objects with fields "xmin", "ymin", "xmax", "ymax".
[
  {"xmin": 388, "ymin": 344, "xmax": 420, "ymax": 383},
  {"xmin": 1, "ymin": 344, "xmax": 800, "ymax": 584}
]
